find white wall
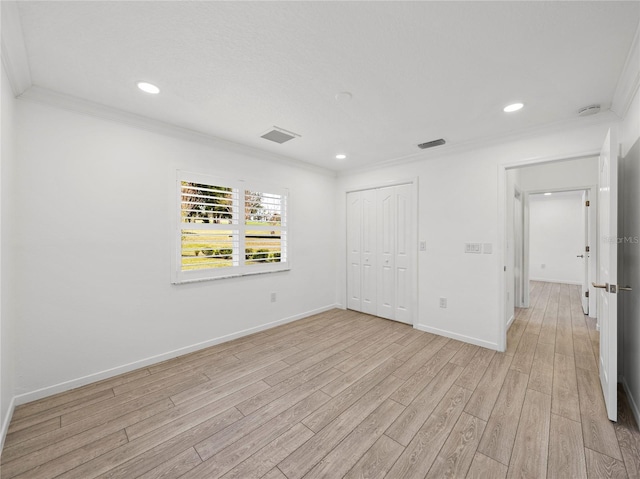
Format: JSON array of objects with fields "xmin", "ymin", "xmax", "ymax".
[
  {"xmin": 528, "ymin": 191, "xmax": 584, "ymax": 284},
  {"xmin": 1, "ymin": 64, "xmax": 17, "ymax": 442},
  {"xmin": 620, "ymin": 83, "xmax": 640, "ymax": 423},
  {"xmin": 517, "ymin": 157, "xmax": 598, "ymax": 192},
  {"xmin": 11, "ymin": 98, "xmax": 338, "ymax": 400},
  {"xmin": 337, "ymin": 119, "xmax": 614, "ymax": 350}
]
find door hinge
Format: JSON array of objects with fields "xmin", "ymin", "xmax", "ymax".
[
  {"xmin": 585, "ymin": 291, "xmax": 589, "ymax": 298},
  {"xmin": 585, "ymin": 200, "xmax": 590, "ymax": 207},
  {"xmin": 586, "ymin": 246, "xmax": 590, "ymax": 252}
]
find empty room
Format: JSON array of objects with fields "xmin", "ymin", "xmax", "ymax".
[{"xmin": 1, "ymin": 1, "xmax": 640, "ymax": 478}]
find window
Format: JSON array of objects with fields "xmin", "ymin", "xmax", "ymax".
[{"xmin": 172, "ymin": 171, "xmax": 289, "ymax": 283}]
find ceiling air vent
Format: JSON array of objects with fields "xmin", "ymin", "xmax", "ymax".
[
  {"xmin": 418, "ymin": 138, "xmax": 446, "ymax": 150},
  {"xmin": 260, "ymin": 126, "xmax": 300, "ymax": 144}
]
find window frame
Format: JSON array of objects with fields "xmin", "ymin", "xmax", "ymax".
[{"xmin": 172, "ymin": 170, "xmax": 290, "ymax": 284}]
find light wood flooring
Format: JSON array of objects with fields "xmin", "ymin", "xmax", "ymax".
[{"xmin": 2, "ymin": 281, "xmax": 640, "ymax": 478}]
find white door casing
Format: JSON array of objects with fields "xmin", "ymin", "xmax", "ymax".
[{"xmin": 581, "ymin": 190, "xmax": 589, "ymax": 315}]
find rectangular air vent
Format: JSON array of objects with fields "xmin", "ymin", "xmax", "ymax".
[
  {"xmin": 418, "ymin": 138, "xmax": 446, "ymax": 149},
  {"xmin": 260, "ymin": 126, "xmax": 300, "ymax": 144}
]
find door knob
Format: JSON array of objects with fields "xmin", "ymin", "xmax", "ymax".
[
  {"xmin": 576, "ymin": 255, "xmax": 584, "ymax": 258},
  {"xmin": 619, "ymin": 285, "xmax": 632, "ymax": 291}
]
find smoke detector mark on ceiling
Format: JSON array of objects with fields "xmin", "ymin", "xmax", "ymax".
[
  {"xmin": 578, "ymin": 104, "xmax": 601, "ymax": 117},
  {"xmin": 260, "ymin": 126, "xmax": 301, "ymax": 144},
  {"xmin": 418, "ymin": 138, "xmax": 446, "ymax": 149}
]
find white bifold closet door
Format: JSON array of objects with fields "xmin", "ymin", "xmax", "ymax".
[{"xmin": 347, "ymin": 184, "xmax": 413, "ymax": 324}]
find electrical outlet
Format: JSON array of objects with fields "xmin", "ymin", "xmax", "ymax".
[
  {"xmin": 419, "ymin": 241, "xmax": 426, "ymax": 251},
  {"xmin": 270, "ymin": 292, "xmax": 277, "ymax": 303},
  {"xmin": 439, "ymin": 297, "xmax": 447, "ymax": 308}
]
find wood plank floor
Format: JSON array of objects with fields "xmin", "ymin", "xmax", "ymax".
[{"xmin": 2, "ymin": 281, "xmax": 639, "ymax": 478}]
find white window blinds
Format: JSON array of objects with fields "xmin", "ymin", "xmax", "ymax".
[{"xmin": 173, "ymin": 171, "xmax": 289, "ymax": 283}]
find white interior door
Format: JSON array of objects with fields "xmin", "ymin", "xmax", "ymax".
[
  {"xmin": 580, "ymin": 190, "xmax": 589, "ymax": 315},
  {"xmin": 596, "ymin": 128, "xmax": 619, "ymax": 422},
  {"xmin": 346, "ymin": 192, "xmax": 362, "ymax": 311},
  {"xmin": 514, "ymin": 190, "xmax": 524, "ymax": 307},
  {"xmin": 377, "ymin": 187, "xmax": 395, "ymax": 320},
  {"xmin": 361, "ymin": 189, "xmax": 377, "ymax": 315},
  {"xmin": 394, "ymin": 184, "xmax": 412, "ymax": 324},
  {"xmin": 347, "ymin": 183, "xmax": 414, "ymax": 324}
]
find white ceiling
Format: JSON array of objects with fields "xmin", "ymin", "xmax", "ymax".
[{"xmin": 13, "ymin": 1, "xmax": 640, "ymax": 171}]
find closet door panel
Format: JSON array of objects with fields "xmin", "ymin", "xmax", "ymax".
[
  {"xmin": 361, "ymin": 189, "xmax": 377, "ymax": 315},
  {"xmin": 346, "ymin": 191, "xmax": 362, "ymax": 311},
  {"xmin": 377, "ymin": 187, "xmax": 395, "ymax": 320},
  {"xmin": 394, "ymin": 184, "xmax": 413, "ymax": 324}
]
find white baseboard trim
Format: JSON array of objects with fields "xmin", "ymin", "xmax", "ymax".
[
  {"xmin": 0, "ymin": 396, "xmax": 16, "ymax": 452},
  {"xmin": 622, "ymin": 377, "xmax": 640, "ymax": 427},
  {"xmin": 413, "ymin": 323, "xmax": 498, "ymax": 351},
  {"xmin": 13, "ymin": 303, "xmax": 339, "ymax": 406},
  {"xmin": 506, "ymin": 314, "xmax": 515, "ymax": 330},
  {"xmin": 530, "ymin": 277, "xmax": 582, "ymax": 286}
]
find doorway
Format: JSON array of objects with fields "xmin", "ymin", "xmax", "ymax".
[
  {"xmin": 527, "ymin": 189, "xmax": 591, "ymax": 311},
  {"xmin": 503, "ymin": 156, "xmax": 599, "ymax": 345}
]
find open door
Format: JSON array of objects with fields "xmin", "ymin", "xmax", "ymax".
[
  {"xmin": 580, "ymin": 190, "xmax": 589, "ymax": 315},
  {"xmin": 594, "ymin": 128, "xmax": 619, "ymax": 421}
]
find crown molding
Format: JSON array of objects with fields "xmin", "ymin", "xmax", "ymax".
[
  {"xmin": 18, "ymin": 86, "xmax": 337, "ymax": 178},
  {"xmin": 611, "ymin": 20, "xmax": 640, "ymax": 119},
  {"xmin": 1, "ymin": 1, "xmax": 32, "ymax": 96},
  {"xmin": 339, "ymin": 110, "xmax": 619, "ymax": 177}
]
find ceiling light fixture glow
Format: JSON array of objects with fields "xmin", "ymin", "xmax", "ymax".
[
  {"xmin": 137, "ymin": 82, "xmax": 160, "ymax": 94},
  {"xmin": 503, "ymin": 102, "xmax": 524, "ymax": 113},
  {"xmin": 544, "ymin": 192, "xmax": 552, "ymax": 196},
  {"xmin": 336, "ymin": 154, "xmax": 347, "ymax": 160}
]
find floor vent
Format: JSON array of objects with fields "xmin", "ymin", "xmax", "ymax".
[
  {"xmin": 418, "ymin": 138, "xmax": 446, "ymax": 149},
  {"xmin": 260, "ymin": 127, "xmax": 300, "ymax": 144}
]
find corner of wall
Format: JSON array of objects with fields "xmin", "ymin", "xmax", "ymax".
[
  {"xmin": 623, "ymin": 376, "xmax": 640, "ymax": 429},
  {"xmin": 0, "ymin": 396, "xmax": 15, "ymax": 451}
]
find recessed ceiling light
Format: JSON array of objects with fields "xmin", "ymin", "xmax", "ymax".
[
  {"xmin": 503, "ymin": 102, "xmax": 524, "ymax": 113},
  {"xmin": 544, "ymin": 192, "xmax": 552, "ymax": 196},
  {"xmin": 335, "ymin": 92, "xmax": 352, "ymax": 102},
  {"xmin": 336, "ymin": 154, "xmax": 347, "ymax": 160},
  {"xmin": 137, "ymin": 82, "xmax": 160, "ymax": 94}
]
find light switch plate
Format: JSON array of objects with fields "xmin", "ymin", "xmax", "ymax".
[{"xmin": 465, "ymin": 243, "xmax": 482, "ymax": 254}]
